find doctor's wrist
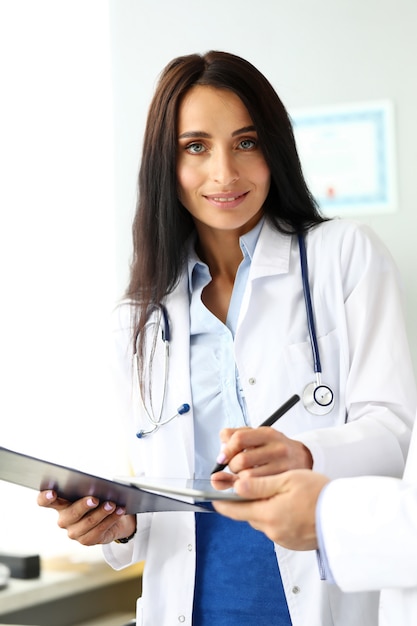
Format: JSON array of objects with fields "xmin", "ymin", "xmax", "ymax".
[
  {"xmin": 114, "ymin": 528, "xmax": 136, "ymax": 544},
  {"xmin": 114, "ymin": 514, "xmax": 137, "ymax": 544}
]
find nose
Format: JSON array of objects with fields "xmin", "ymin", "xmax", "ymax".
[{"xmin": 210, "ymin": 148, "xmax": 239, "ymax": 186}]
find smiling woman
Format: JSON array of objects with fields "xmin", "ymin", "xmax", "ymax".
[
  {"xmin": 176, "ymin": 85, "xmax": 271, "ymax": 322},
  {"xmin": 33, "ymin": 49, "xmax": 417, "ymax": 626},
  {"xmin": 177, "ymin": 86, "xmax": 270, "ymax": 238}
]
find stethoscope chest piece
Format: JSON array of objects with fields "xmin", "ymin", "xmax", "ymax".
[{"xmin": 302, "ymin": 382, "xmax": 334, "ymax": 415}]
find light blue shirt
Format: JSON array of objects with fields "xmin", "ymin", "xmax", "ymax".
[
  {"xmin": 189, "ymin": 218, "xmax": 292, "ymax": 625},
  {"xmin": 188, "ymin": 219, "xmax": 264, "ymax": 478}
]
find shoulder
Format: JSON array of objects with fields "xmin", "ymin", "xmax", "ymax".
[
  {"xmin": 308, "ymin": 218, "xmax": 377, "ymax": 244},
  {"xmin": 110, "ymin": 299, "xmax": 139, "ymax": 366},
  {"xmin": 307, "ymin": 219, "xmax": 396, "ymax": 270},
  {"xmin": 304, "ymin": 219, "xmax": 401, "ymax": 301}
]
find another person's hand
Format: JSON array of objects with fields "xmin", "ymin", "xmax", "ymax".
[
  {"xmin": 37, "ymin": 490, "xmax": 137, "ymax": 546},
  {"xmin": 212, "ymin": 469, "xmax": 330, "ymax": 550},
  {"xmin": 214, "ymin": 426, "xmax": 313, "ymax": 476}
]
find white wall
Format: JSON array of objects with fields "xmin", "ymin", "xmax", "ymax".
[
  {"xmin": 0, "ymin": 0, "xmax": 125, "ymax": 558},
  {"xmin": 109, "ymin": 0, "xmax": 417, "ymax": 373}
]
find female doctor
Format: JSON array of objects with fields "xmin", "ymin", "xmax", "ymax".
[{"xmin": 38, "ymin": 51, "xmax": 417, "ymax": 626}]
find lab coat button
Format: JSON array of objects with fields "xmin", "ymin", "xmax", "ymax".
[
  {"xmin": 187, "ymin": 543, "xmax": 193, "ymax": 551},
  {"xmin": 292, "ymin": 585, "xmax": 301, "ymax": 594},
  {"xmin": 248, "ymin": 377, "xmax": 256, "ymax": 385},
  {"xmin": 178, "ymin": 616, "xmax": 185, "ymax": 623}
]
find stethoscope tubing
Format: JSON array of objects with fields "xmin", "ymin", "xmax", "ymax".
[
  {"xmin": 298, "ymin": 234, "xmax": 322, "ymax": 375},
  {"xmin": 136, "ymin": 233, "xmax": 334, "ymax": 434}
]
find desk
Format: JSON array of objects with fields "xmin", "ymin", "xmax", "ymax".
[{"xmin": 0, "ymin": 558, "xmax": 142, "ymax": 626}]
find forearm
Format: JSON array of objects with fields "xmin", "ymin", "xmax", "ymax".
[{"xmin": 295, "ymin": 411, "xmax": 410, "ymax": 479}]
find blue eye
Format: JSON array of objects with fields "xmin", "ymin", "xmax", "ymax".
[
  {"xmin": 239, "ymin": 138, "xmax": 256, "ymax": 150},
  {"xmin": 186, "ymin": 142, "xmax": 206, "ymax": 154}
]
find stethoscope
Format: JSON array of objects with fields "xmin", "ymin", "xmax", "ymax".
[
  {"xmin": 135, "ymin": 305, "xmax": 191, "ymax": 438},
  {"xmin": 135, "ymin": 234, "xmax": 334, "ymax": 437},
  {"xmin": 297, "ymin": 234, "xmax": 334, "ymax": 415}
]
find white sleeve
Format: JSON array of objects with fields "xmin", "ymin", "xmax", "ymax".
[
  {"xmin": 319, "ymin": 470, "xmax": 417, "ymax": 591},
  {"xmin": 102, "ymin": 302, "xmax": 152, "ymax": 570},
  {"xmin": 296, "ymin": 222, "xmax": 416, "ymax": 479}
]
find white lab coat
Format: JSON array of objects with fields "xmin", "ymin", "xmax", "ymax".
[
  {"xmin": 104, "ymin": 219, "xmax": 416, "ymax": 626},
  {"xmin": 319, "ymin": 417, "xmax": 417, "ymax": 626}
]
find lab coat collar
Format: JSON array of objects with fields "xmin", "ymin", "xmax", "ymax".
[
  {"xmin": 249, "ymin": 219, "xmax": 292, "ymax": 280},
  {"xmin": 185, "ymin": 219, "xmax": 292, "ymax": 286}
]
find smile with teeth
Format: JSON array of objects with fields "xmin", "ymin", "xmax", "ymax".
[{"xmin": 207, "ymin": 192, "xmax": 247, "ymax": 202}]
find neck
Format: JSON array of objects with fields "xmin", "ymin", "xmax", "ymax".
[{"xmin": 196, "ymin": 230, "xmax": 243, "ymax": 281}]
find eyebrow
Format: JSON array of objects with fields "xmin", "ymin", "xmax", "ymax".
[{"xmin": 178, "ymin": 125, "xmax": 256, "ymax": 140}]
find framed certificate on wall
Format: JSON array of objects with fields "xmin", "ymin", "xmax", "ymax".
[{"xmin": 291, "ymin": 100, "xmax": 397, "ymax": 216}]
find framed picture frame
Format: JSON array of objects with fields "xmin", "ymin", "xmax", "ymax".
[{"xmin": 291, "ymin": 100, "xmax": 397, "ymax": 216}]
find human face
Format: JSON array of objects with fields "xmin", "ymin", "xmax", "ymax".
[{"xmin": 176, "ymin": 86, "xmax": 271, "ymax": 237}]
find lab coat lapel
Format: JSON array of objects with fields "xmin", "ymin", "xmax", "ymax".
[
  {"xmin": 164, "ymin": 274, "xmax": 195, "ymax": 476},
  {"xmin": 237, "ymin": 221, "xmax": 292, "ymax": 331},
  {"xmin": 249, "ymin": 221, "xmax": 292, "ymax": 279}
]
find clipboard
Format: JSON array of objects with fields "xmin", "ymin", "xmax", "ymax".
[
  {"xmin": 121, "ymin": 476, "xmax": 245, "ymax": 502},
  {"xmin": 0, "ymin": 446, "xmax": 210, "ymax": 513}
]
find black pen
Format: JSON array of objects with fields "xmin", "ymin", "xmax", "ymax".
[{"xmin": 210, "ymin": 393, "xmax": 300, "ymax": 474}]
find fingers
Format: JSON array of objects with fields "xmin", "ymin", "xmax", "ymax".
[
  {"xmin": 213, "ymin": 470, "xmax": 328, "ymax": 549},
  {"xmin": 37, "ymin": 489, "xmax": 57, "ymax": 507},
  {"xmin": 212, "ymin": 472, "xmax": 297, "ymax": 522},
  {"xmin": 232, "ymin": 438, "xmax": 312, "ymax": 476},
  {"xmin": 215, "ymin": 427, "xmax": 271, "ymax": 471},
  {"xmin": 37, "ymin": 490, "xmax": 73, "ymax": 510},
  {"xmin": 212, "ymin": 475, "xmax": 281, "ymax": 523},
  {"xmin": 214, "ymin": 427, "xmax": 313, "ymax": 475},
  {"xmin": 214, "ymin": 427, "xmax": 250, "ymax": 471},
  {"xmin": 57, "ymin": 497, "xmax": 127, "ymax": 543},
  {"xmin": 233, "ymin": 474, "xmax": 286, "ymax": 499},
  {"xmin": 212, "ymin": 491, "xmax": 267, "ymax": 523},
  {"xmin": 37, "ymin": 490, "xmax": 130, "ymax": 546},
  {"xmin": 210, "ymin": 472, "xmax": 236, "ymax": 491},
  {"xmin": 63, "ymin": 502, "xmax": 128, "ymax": 545}
]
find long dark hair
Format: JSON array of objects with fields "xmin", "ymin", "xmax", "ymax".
[{"xmin": 126, "ymin": 50, "xmax": 326, "ymax": 356}]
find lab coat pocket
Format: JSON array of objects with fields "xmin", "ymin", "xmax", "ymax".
[{"xmin": 283, "ymin": 328, "xmax": 343, "ymax": 428}]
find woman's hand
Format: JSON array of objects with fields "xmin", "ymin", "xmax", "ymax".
[
  {"xmin": 213, "ymin": 426, "xmax": 313, "ymax": 477},
  {"xmin": 37, "ymin": 490, "xmax": 137, "ymax": 546}
]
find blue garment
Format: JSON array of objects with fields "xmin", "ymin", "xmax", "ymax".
[
  {"xmin": 188, "ymin": 219, "xmax": 292, "ymax": 625},
  {"xmin": 193, "ymin": 513, "xmax": 292, "ymax": 625}
]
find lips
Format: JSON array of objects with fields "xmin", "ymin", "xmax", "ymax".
[{"xmin": 204, "ymin": 191, "xmax": 248, "ymax": 203}]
